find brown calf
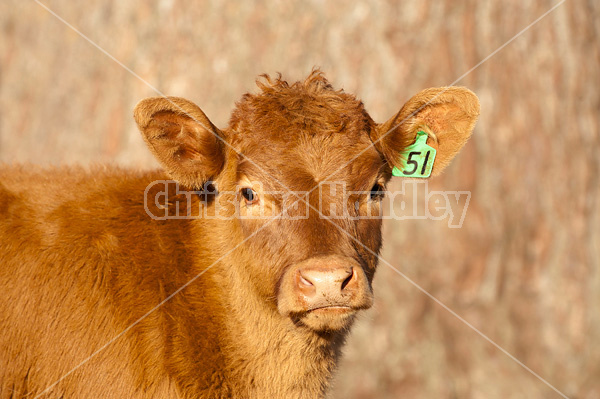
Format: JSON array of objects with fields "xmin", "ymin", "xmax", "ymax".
[{"xmin": 0, "ymin": 70, "xmax": 479, "ymax": 398}]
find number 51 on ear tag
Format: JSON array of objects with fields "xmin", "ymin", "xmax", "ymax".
[{"xmin": 392, "ymin": 131, "xmax": 436, "ymax": 178}]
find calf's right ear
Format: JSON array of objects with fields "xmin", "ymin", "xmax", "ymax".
[{"xmin": 134, "ymin": 97, "xmax": 225, "ymax": 188}]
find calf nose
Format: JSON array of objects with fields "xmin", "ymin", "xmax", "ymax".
[
  {"xmin": 278, "ymin": 255, "xmax": 374, "ymax": 317},
  {"xmin": 296, "ymin": 267, "xmax": 357, "ymax": 300}
]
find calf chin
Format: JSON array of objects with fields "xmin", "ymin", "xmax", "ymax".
[{"xmin": 277, "ymin": 255, "xmax": 374, "ymax": 331}]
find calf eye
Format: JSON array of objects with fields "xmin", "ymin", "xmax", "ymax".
[
  {"xmin": 369, "ymin": 183, "xmax": 385, "ymax": 201},
  {"xmin": 241, "ymin": 187, "xmax": 259, "ymax": 205}
]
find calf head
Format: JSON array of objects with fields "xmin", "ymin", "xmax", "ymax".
[{"xmin": 134, "ymin": 70, "xmax": 479, "ymax": 332}]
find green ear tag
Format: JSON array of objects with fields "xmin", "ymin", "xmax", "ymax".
[{"xmin": 392, "ymin": 131, "xmax": 437, "ymax": 178}]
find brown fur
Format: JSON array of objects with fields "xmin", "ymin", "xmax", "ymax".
[{"xmin": 0, "ymin": 70, "xmax": 479, "ymax": 398}]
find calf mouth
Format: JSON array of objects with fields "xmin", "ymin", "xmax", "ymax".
[
  {"xmin": 280, "ymin": 292, "xmax": 373, "ymax": 332},
  {"xmin": 309, "ymin": 305, "xmax": 354, "ymax": 313},
  {"xmin": 287, "ymin": 299, "xmax": 374, "ymax": 332},
  {"xmin": 289, "ymin": 307, "xmax": 359, "ymax": 332}
]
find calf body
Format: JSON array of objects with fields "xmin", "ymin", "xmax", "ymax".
[
  {"xmin": 0, "ymin": 167, "xmax": 344, "ymax": 398},
  {"xmin": 0, "ymin": 71, "xmax": 479, "ymax": 398}
]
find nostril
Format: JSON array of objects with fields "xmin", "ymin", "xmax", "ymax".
[
  {"xmin": 340, "ymin": 268, "xmax": 354, "ymax": 291},
  {"xmin": 299, "ymin": 274, "xmax": 313, "ymax": 287},
  {"xmin": 296, "ymin": 266, "xmax": 357, "ymax": 298},
  {"xmin": 296, "ymin": 270, "xmax": 317, "ymax": 297}
]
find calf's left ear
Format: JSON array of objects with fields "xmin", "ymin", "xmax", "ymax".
[
  {"xmin": 372, "ymin": 87, "xmax": 480, "ymax": 176},
  {"xmin": 134, "ymin": 97, "xmax": 225, "ymax": 188}
]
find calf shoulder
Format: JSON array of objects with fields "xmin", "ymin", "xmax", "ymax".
[{"xmin": 0, "ymin": 166, "xmax": 227, "ymax": 398}]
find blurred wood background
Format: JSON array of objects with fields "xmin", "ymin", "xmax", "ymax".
[{"xmin": 1, "ymin": 1, "xmax": 598, "ymax": 398}]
